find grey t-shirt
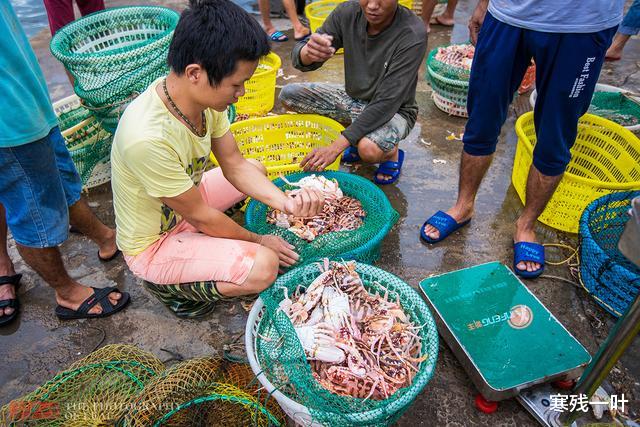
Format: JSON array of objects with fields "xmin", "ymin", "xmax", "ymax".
[
  {"xmin": 292, "ymin": 1, "xmax": 427, "ymax": 145},
  {"xmin": 488, "ymin": 0, "xmax": 624, "ymax": 33}
]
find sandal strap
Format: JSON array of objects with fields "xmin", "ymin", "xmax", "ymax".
[
  {"xmin": 514, "ymin": 242, "xmax": 545, "ymax": 264},
  {"xmin": 0, "ymin": 274, "xmax": 22, "ymax": 287},
  {"xmin": 0, "ymin": 299, "xmax": 17, "ymax": 309},
  {"xmin": 426, "ymin": 210, "xmax": 458, "ymax": 234},
  {"xmin": 76, "ymin": 286, "xmax": 118, "ymax": 315}
]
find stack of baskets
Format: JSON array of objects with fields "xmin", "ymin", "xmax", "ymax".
[
  {"xmin": 245, "ymin": 171, "xmax": 399, "ymax": 266},
  {"xmin": 50, "ymin": 6, "xmax": 180, "ymax": 133},
  {"xmin": 579, "ymin": 191, "xmax": 640, "ymax": 317},
  {"xmin": 54, "ymin": 94, "xmax": 113, "ymax": 189},
  {"xmin": 210, "ymin": 114, "xmax": 344, "ymax": 178},
  {"xmin": 425, "ymin": 43, "xmax": 474, "ymax": 117},
  {"xmin": 512, "ymin": 112, "xmax": 640, "ymax": 233},
  {"xmin": 235, "ymin": 52, "xmax": 282, "ymax": 118},
  {"xmin": 246, "ymin": 261, "xmax": 439, "ymax": 426}
]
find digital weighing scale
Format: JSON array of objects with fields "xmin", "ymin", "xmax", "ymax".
[{"xmin": 419, "ymin": 262, "xmax": 592, "ymax": 407}]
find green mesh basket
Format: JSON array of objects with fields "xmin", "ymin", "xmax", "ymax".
[
  {"xmin": 248, "ymin": 262, "xmax": 439, "ymax": 426},
  {"xmin": 50, "ymin": 6, "xmax": 179, "ymax": 132},
  {"xmin": 244, "ymin": 171, "xmax": 399, "ymax": 266},
  {"xmin": 426, "ymin": 45, "xmax": 472, "ymax": 117},
  {"xmin": 588, "ymin": 92, "xmax": 640, "ymax": 129},
  {"xmin": 54, "ymin": 95, "xmax": 112, "ymax": 187}
]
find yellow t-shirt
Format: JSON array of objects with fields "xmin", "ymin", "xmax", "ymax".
[{"xmin": 111, "ymin": 78, "xmax": 230, "ymax": 256}]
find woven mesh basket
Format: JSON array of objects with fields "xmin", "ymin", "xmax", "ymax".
[
  {"xmin": 245, "ymin": 171, "xmax": 399, "ymax": 266},
  {"xmin": 579, "ymin": 191, "xmax": 640, "ymax": 317},
  {"xmin": 50, "ymin": 6, "xmax": 179, "ymax": 132},
  {"xmin": 513, "ymin": 112, "xmax": 640, "ymax": 233},
  {"xmin": 235, "ymin": 53, "xmax": 281, "ymax": 117},
  {"xmin": 53, "ymin": 94, "xmax": 112, "ymax": 188},
  {"xmin": 248, "ymin": 261, "xmax": 439, "ymax": 426},
  {"xmin": 425, "ymin": 44, "xmax": 473, "ymax": 117}
]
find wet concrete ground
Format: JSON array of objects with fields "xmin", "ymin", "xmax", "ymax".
[{"xmin": 2, "ymin": 1, "xmax": 640, "ymax": 425}]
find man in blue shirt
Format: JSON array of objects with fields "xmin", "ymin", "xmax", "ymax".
[
  {"xmin": 0, "ymin": 1, "xmax": 130, "ymax": 325},
  {"xmin": 421, "ymin": 0, "xmax": 623, "ymax": 278}
]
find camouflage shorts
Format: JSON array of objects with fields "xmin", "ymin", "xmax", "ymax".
[
  {"xmin": 279, "ymin": 83, "xmax": 410, "ymax": 152},
  {"xmin": 144, "ymin": 280, "xmax": 231, "ymax": 319}
]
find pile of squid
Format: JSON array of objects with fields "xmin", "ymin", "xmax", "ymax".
[
  {"xmin": 267, "ymin": 175, "xmax": 366, "ymax": 242},
  {"xmin": 434, "ymin": 43, "xmax": 475, "ymax": 71},
  {"xmin": 278, "ymin": 260, "xmax": 427, "ymax": 400}
]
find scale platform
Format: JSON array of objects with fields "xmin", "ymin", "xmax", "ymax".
[{"xmin": 420, "ymin": 261, "xmax": 591, "ymax": 401}]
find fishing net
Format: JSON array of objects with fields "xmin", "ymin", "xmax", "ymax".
[
  {"xmin": 579, "ymin": 191, "xmax": 640, "ymax": 317},
  {"xmin": 244, "ymin": 171, "xmax": 399, "ymax": 266},
  {"xmin": 0, "ymin": 344, "xmax": 164, "ymax": 426},
  {"xmin": 251, "ymin": 261, "xmax": 439, "ymax": 426},
  {"xmin": 121, "ymin": 357, "xmax": 286, "ymax": 427},
  {"xmin": 50, "ymin": 6, "xmax": 179, "ymax": 132},
  {"xmin": 588, "ymin": 91, "xmax": 640, "ymax": 128},
  {"xmin": 54, "ymin": 95, "xmax": 112, "ymax": 186}
]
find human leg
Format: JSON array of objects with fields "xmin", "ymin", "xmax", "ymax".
[
  {"xmin": 282, "ymin": 0, "xmax": 310, "ymax": 39},
  {"xmin": 422, "ymin": 13, "xmax": 530, "ymax": 240},
  {"xmin": 0, "ymin": 204, "xmax": 19, "ymax": 319},
  {"xmin": 0, "ymin": 130, "xmax": 126, "ymax": 317},
  {"xmin": 279, "ymin": 83, "xmax": 360, "ymax": 125},
  {"xmin": 48, "ymin": 127, "xmax": 118, "ymax": 260},
  {"xmin": 514, "ymin": 26, "xmax": 616, "ymax": 274}
]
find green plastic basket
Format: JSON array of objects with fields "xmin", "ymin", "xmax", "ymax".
[
  {"xmin": 426, "ymin": 45, "xmax": 472, "ymax": 117},
  {"xmin": 53, "ymin": 94, "xmax": 113, "ymax": 188},
  {"xmin": 244, "ymin": 171, "xmax": 399, "ymax": 266},
  {"xmin": 250, "ymin": 261, "xmax": 439, "ymax": 426},
  {"xmin": 50, "ymin": 6, "xmax": 179, "ymax": 132}
]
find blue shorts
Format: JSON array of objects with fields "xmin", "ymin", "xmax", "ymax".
[
  {"xmin": 0, "ymin": 127, "xmax": 82, "ymax": 248},
  {"xmin": 463, "ymin": 13, "xmax": 617, "ymax": 176}
]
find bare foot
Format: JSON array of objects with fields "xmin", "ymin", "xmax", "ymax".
[
  {"xmin": 97, "ymin": 228, "xmax": 118, "ymax": 260},
  {"xmin": 294, "ymin": 26, "xmax": 310, "ymax": 40},
  {"xmin": 56, "ymin": 283, "xmax": 122, "ymax": 315},
  {"xmin": 514, "ymin": 220, "xmax": 541, "ymax": 274},
  {"xmin": 431, "ymin": 14, "xmax": 454, "ymax": 26},
  {"xmin": 605, "ymin": 47, "xmax": 622, "ymax": 61},
  {"xmin": 423, "ymin": 205, "xmax": 473, "ymax": 241}
]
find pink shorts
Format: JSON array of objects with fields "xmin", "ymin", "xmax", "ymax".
[
  {"xmin": 43, "ymin": 0, "xmax": 105, "ymax": 35},
  {"xmin": 125, "ymin": 168, "xmax": 260, "ymax": 286}
]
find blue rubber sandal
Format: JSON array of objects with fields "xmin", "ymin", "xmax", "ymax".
[
  {"xmin": 341, "ymin": 145, "xmax": 361, "ymax": 163},
  {"xmin": 420, "ymin": 210, "xmax": 471, "ymax": 244},
  {"xmin": 513, "ymin": 242, "xmax": 545, "ymax": 279},
  {"xmin": 373, "ymin": 149, "xmax": 405, "ymax": 185},
  {"xmin": 269, "ymin": 31, "xmax": 288, "ymax": 42}
]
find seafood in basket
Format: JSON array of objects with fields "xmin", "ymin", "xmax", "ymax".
[
  {"xmin": 267, "ymin": 175, "xmax": 366, "ymax": 241},
  {"xmin": 278, "ymin": 259, "xmax": 428, "ymax": 400},
  {"xmin": 434, "ymin": 44, "xmax": 475, "ymax": 70}
]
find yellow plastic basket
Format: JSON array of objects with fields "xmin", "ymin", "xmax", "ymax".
[
  {"xmin": 512, "ymin": 112, "xmax": 640, "ymax": 233},
  {"xmin": 235, "ymin": 52, "xmax": 281, "ymax": 117},
  {"xmin": 305, "ymin": 0, "xmax": 347, "ymax": 54},
  {"xmin": 210, "ymin": 114, "xmax": 344, "ymax": 179}
]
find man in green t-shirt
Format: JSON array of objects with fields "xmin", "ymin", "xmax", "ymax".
[{"xmin": 111, "ymin": 0, "xmax": 325, "ymax": 318}]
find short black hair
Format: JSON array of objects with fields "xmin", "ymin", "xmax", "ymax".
[{"xmin": 168, "ymin": 0, "xmax": 270, "ymax": 86}]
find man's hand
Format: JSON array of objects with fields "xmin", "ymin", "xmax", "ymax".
[
  {"xmin": 300, "ymin": 146, "xmax": 341, "ymax": 172},
  {"xmin": 259, "ymin": 235, "xmax": 299, "ymax": 267},
  {"xmin": 283, "ymin": 187, "xmax": 325, "ymax": 217},
  {"xmin": 300, "ymin": 33, "xmax": 335, "ymax": 65},
  {"xmin": 468, "ymin": 0, "xmax": 488, "ymax": 46}
]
